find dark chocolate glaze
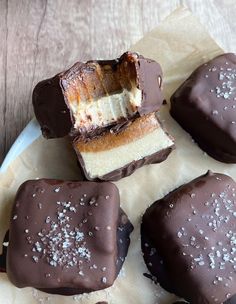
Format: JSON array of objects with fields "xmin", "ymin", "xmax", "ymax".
[
  {"xmin": 142, "ymin": 171, "xmax": 236, "ymax": 304},
  {"xmin": 172, "ymin": 296, "xmax": 236, "ymax": 304},
  {"xmin": 116, "ymin": 209, "xmax": 133, "ymax": 275},
  {"xmin": 33, "ymin": 52, "xmax": 164, "ymax": 139},
  {"xmin": 39, "ymin": 209, "xmax": 133, "ymax": 295},
  {"xmin": 172, "ymin": 299, "xmax": 236, "ymax": 304},
  {"xmin": 0, "ymin": 231, "xmax": 8, "ymax": 272},
  {"xmin": 225, "ymin": 295, "xmax": 236, "ymax": 304},
  {"xmin": 133, "ymin": 53, "xmax": 164, "ymax": 115},
  {"xmin": 32, "ymin": 75, "xmax": 72, "ymax": 138},
  {"xmin": 1, "ymin": 209, "xmax": 132, "ymax": 296},
  {"xmin": 71, "ymin": 115, "xmax": 138, "ymax": 143},
  {"xmin": 170, "ymin": 53, "xmax": 236, "ymax": 163},
  {"xmin": 142, "ymin": 226, "xmax": 232, "ymax": 304},
  {"xmin": 76, "ymin": 146, "xmax": 174, "ymax": 182},
  {"xmin": 7, "ymin": 179, "xmax": 133, "ymax": 295},
  {"xmin": 172, "ymin": 297, "xmax": 236, "ymax": 303},
  {"xmin": 141, "ymin": 221, "xmax": 177, "ymax": 294}
]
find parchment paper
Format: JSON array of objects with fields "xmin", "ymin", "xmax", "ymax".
[{"xmin": 1, "ymin": 6, "xmax": 233, "ymax": 304}]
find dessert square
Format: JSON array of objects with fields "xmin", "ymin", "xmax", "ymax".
[
  {"xmin": 33, "ymin": 52, "xmax": 164, "ymax": 139},
  {"xmin": 73, "ymin": 113, "xmax": 174, "ymax": 181},
  {"xmin": 142, "ymin": 171, "xmax": 236, "ymax": 303},
  {"xmin": 7, "ymin": 179, "xmax": 132, "ymax": 294},
  {"xmin": 171, "ymin": 53, "xmax": 236, "ymax": 163}
]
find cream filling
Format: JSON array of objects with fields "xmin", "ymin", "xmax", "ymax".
[
  {"xmin": 80, "ymin": 128, "xmax": 174, "ymax": 178},
  {"xmin": 70, "ymin": 88, "xmax": 142, "ymax": 130}
]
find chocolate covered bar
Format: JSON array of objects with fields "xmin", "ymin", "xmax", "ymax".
[
  {"xmin": 142, "ymin": 171, "xmax": 236, "ymax": 303},
  {"xmin": 7, "ymin": 179, "xmax": 133, "ymax": 295},
  {"xmin": 172, "ymin": 298, "xmax": 236, "ymax": 304},
  {"xmin": 73, "ymin": 113, "xmax": 175, "ymax": 181},
  {"xmin": 33, "ymin": 52, "xmax": 164, "ymax": 139},
  {"xmin": 170, "ymin": 53, "xmax": 236, "ymax": 163}
]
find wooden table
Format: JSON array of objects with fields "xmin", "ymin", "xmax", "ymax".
[{"xmin": 0, "ymin": 0, "xmax": 235, "ymax": 164}]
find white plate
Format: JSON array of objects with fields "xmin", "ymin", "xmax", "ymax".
[{"xmin": 0, "ymin": 118, "xmax": 41, "ymax": 173}]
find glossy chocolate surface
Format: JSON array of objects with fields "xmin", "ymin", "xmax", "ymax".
[
  {"xmin": 33, "ymin": 75, "xmax": 72, "ymax": 138},
  {"xmin": 171, "ymin": 53, "xmax": 236, "ymax": 163},
  {"xmin": 0, "ymin": 231, "xmax": 8, "ymax": 273},
  {"xmin": 7, "ymin": 179, "xmax": 133, "ymax": 295},
  {"xmin": 33, "ymin": 52, "xmax": 163, "ymax": 139},
  {"xmin": 142, "ymin": 171, "xmax": 236, "ymax": 303}
]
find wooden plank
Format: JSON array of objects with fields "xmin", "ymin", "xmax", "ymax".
[
  {"xmin": 1, "ymin": 0, "xmax": 235, "ymax": 164},
  {"xmin": 2, "ymin": 0, "xmax": 48, "ymax": 163},
  {"xmin": 0, "ymin": 0, "xmax": 7, "ymax": 164}
]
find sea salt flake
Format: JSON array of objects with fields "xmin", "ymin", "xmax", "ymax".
[
  {"xmin": 32, "ymin": 256, "xmax": 39, "ymax": 263},
  {"xmin": 177, "ymin": 231, "xmax": 182, "ymax": 238},
  {"xmin": 101, "ymin": 277, "xmax": 107, "ymax": 284}
]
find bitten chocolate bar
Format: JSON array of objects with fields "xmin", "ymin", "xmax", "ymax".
[
  {"xmin": 7, "ymin": 179, "xmax": 133, "ymax": 295},
  {"xmin": 170, "ymin": 53, "xmax": 236, "ymax": 163},
  {"xmin": 33, "ymin": 52, "xmax": 164, "ymax": 139},
  {"xmin": 142, "ymin": 171, "xmax": 236, "ymax": 303},
  {"xmin": 73, "ymin": 113, "xmax": 175, "ymax": 181}
]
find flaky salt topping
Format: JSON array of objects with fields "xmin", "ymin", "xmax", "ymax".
[
  {"xmin": 206, "ymin": 61, "xmax": 236, "ymax": 126},
  {"xmin": 31, "ymin": 200, "xmax": 91, "ymax": 268},
  {"xmin": 174, "ymin": 180, "xmax": 236, "ymax": 301},
  {"xmin": 16, "ymin": 184, "xmax": 116, "ymax": 285},
  {"xmin": 208, "ymin": 63, "xmax": 236, "ymax": 101}
]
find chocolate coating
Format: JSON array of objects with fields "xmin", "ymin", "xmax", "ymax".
[
  {"xmin": 172, "ymin": 300, "xmax": 236, "ymax": 304},
  {"xmin": 225, "ymin": 295, "xmax": 236, "ymax": 304},
  {"xmin": 142, "ymin": 171, "xmax": 236, "ymax": 303},
  {"xmin": 32, "ymin": 75, "xmax": 72, "ymax": 138},
  {"xmin": 76, "ymin": 146, "xmax": 174, "ymax": 182},
  {"xmin": 33, "ymin": 52, "xmax": 164, "ymax": 139},
  {"xmin": 116, "ymin": 209, "xmax": 133, "ymax": 274},
  {"xmin": 39, "ymin": 209, "xmax": 132, "ymax": 295},
  {"xmin": 122, "ymin": 52, "xmax": 163, "ymax": 116},
  {"xmin": 0, "ymin": 231, "xmax": 8, "ymax": 273},
  {"xmin": 7, "ymin": 179, "xmax": 133, "ymax": 295},
  {"xmin": 141, "ymin": 220, "xmax": 177, "ymax": 294},
  {"xmin": 170, "ymin": 53, "xmax": 236, "ymax": 163},
  {"xmin": 172, "ymin": 298, "xmax": 236, "ymax": 304}
]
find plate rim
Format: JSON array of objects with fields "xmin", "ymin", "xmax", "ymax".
[{"xmin": 0, "ymin": 117, "xmax": 41, "ymax": 173}]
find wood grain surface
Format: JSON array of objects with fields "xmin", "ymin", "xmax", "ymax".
[{"xmin": 0, "ymin": 0, "xmax": 235, "ymax": 164}]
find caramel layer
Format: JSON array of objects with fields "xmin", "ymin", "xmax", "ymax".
[
  {"xmin": 61, "ymin": 53, "xmax": 142, "ymax": 132},
  {"xmin": 64, "ymin": 55, "xmax": 137, "ymax": 103},
  {"xmin": 75, "ymin": 113, "xmax": 160, "ymax": 153}
]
